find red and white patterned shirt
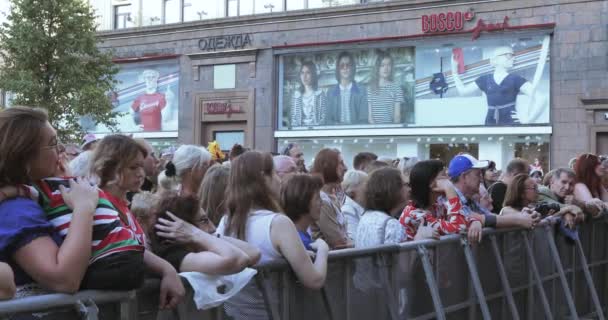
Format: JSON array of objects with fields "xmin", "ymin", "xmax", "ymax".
[{"xmin": 399, "ymin": 197, "xmax": 480, "ymax": 241}]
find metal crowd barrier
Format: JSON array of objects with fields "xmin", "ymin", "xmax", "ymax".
[
  {"xmin": 2, "ymin": 216, "xmax": 608, "ymax": 320},
  {"xmin": 0, "ymin": 289, "xmax": 137, "ymax": 320}
]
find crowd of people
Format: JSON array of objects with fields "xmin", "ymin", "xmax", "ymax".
[{"xmin": 0, "ymin": 106, "xmax": 606, "ymax": 319}]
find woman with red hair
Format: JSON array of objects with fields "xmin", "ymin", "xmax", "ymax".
[{"xmin": 573, "ymin": 153, "xmax": 608, "ymax": 217}]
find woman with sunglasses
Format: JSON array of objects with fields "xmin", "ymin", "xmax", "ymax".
[{"xmin": 573, "ymin": 153, "xmax": 608, "ymax": 217}]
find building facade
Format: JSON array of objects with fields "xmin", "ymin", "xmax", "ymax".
[{"xmin": 91, "ymin": 0, "xmax": 606, "ymax": 170}]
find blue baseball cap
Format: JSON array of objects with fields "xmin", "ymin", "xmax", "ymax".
[{"xmin": 448, "ymin": 154, "xmax": 489, "ymax": 178}]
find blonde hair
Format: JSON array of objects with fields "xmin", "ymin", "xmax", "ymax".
[
  {"xmin": 164, "ymin": 144, "xmax": 211, "ymax": 180},
  {"xmin": 131, "ymin": 191, "xmax": 160, "ymax": 221},
  {"xmin": 341, "ymin": 170, "xmax": 368, "ymax": 195}
]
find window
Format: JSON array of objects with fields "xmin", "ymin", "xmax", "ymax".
[
  {"xmin": 430, "ymin": 143, "xmax": 479, "ymax": 164},
  {"xmin": 240, "ymin": 0, "xmax": 254, "ymax": 16},
  {"xmin": 164, "ymin": 0, "xmax": 181, "ymax": 24},
  {"xmin": 213, "ymin": 64, "xmax": 236, "ymax": 89},
  {"xmin": 286, "ymin": 0, "xmax": 305, "ymax": 10},
  {"xmin": 214, "ymin": 131, "xmax": 245, "ymax": 149},
  {"xmin": 255, "ymin": 0, "xmax": 283, "ymax": 13},
  {"xmin": 142, "ymin": 0, "xmax": 163, "ymax": 26},
  {"xmin": 227, "ymin": 0, "xmax": 238, "ymax": 16},
  {"xmin": 183, "ymin": 0, "xmax": 224, "ymax": 21},
  {"xmin": 227, "ymin": 0, "xmax": 255, "ymax": 17},
  {"xmin": 114, "ymin": 4, "xmax": 133, "ymax": 29}
]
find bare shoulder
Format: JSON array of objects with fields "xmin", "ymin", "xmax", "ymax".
[{"xmin": 271, "ymin": 214, "xmax": 296, "ymax": 229}]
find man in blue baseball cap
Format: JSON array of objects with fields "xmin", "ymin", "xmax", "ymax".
[
  {"xmin": 446, "ymin": 154, "xmax": 489, "ymax": 242},
  {"xmin": 447, "ymin": 153, "xmax": 540, "ymax": 238},
  {"xmin": 449, "ymin": 154, "xmax": 489, "ymax": 186}
]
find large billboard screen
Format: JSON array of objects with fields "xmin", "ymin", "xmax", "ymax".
[
  {"xmin": 278, "ymin": 47, "xmax": 416, "ymax": 129},
  {"xmin": 277, "ymin": 33, "xmax": 550, "ymax": 130},
  {"xmin": 81, "ymin": 60, "xmax": 179, "ymax": 134},
  {"xmin": 415, "ymin": 34, "xmax": 550, "ymax": 126}
]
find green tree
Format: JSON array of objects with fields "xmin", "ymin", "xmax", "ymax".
[{"xmin": 0, "ymin": 0, "xmax": 118, "ymax": 141}]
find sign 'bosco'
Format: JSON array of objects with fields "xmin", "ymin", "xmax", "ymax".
[
  {"xmin": 421, "ymin": 11, "xmax": 475, "ymax": 33},
  {"xmin": 199, "ymin": 34, "xmax": 253, "ymax": 52},
  {"xmin": 204, "ymin": 102, "xmax": 244, "ymax": 117}
]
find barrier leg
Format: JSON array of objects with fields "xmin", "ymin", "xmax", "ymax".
[
  {"xmin": 280, "ymin": 271, "xmax": 291, "ymax": 320},
  {"xmin": 574, "ymin": 237, "xmax": 605, "ymax": 320},
  {"xmin": 544, "ymin": 226, "xmax": 579, "ymax": 320},
  {"xmin": 417, "ymin": 245, "xmax": 446, "ymax": 320},
  {"xmin": 119, "ymin": 292, "xmax": 138, "ymax": 320},
  {"xmin": 521, "ymin": 231, "xmax": 553, "ymax": 320},
  {"xmin": 320, "ymin": 287, "xmax": 335, "ymax": 320},
  {"xmin": 255, "ymin": 271, "xmax": 281, "ymax": 320},
  {"xmin": 489, "ymin": 235, "xmax": 520, "ymax": 320},
  {"xmin": 74, "ymin": 299, "xmax": 99, "ymax": 320},
  {"xmin": 377, "ymin": 253, "xmax": 400, "ymax": 320},
  {"xmin": 461, "ymin": 238, "xmax": 491, "ymax": 320},
  {"xmin": 344, "ymin": 262, "xmax": 352, "ymax": 320}
]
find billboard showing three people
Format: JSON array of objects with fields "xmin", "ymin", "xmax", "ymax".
[
  {"xmin": 81, "ymin": 61, "xmax": 179, "ymax": 134},
  {"xmin": 278, "ymin": 33, "xmax": 550, "ymax": 129}
]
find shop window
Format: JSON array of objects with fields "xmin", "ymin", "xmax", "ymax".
[
  {"xmin": 114, "ymin": 4, "xmax": 133, "ymax": 29},
  {"xmin": 430, "ymin": 144, "xmax": 479, "ymax": 163},
  {"xmin": 164, "ymin": 0, "xmax": 180, "ymax": 24},
  {"xmin": 515, "ymin": 141, "xmax": 550, "ymax": 175},
  {"xmin": 214, "ymin": 131, "xmax": 245, "ymax": 150},
  {"xmin": 213, "ymin": 64, "xmax": 236, "ymax": 89}
]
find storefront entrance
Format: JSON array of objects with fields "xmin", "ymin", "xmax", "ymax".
[{"xmin": 194, "ymin": 89, "xmax": 254, "ymax": 150}]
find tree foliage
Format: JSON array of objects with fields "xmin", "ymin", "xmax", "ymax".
[{"xmin": 0, "ymin": 0, "xmax": 118, "ymax": 141}]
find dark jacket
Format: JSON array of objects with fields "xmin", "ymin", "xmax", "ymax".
[
  {"xmin": 325, "ymin": 82, "xmax": 368, "ymax": 125},
  {"xmin": 537, "ymin": 186, "xmax": 565, "ymax": 207}
]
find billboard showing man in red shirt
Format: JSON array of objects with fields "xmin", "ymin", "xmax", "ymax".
[
  {"xmin": 81, "ymin": 61, "xmax": 179, "ymax": 134},
  {"xmin": 131, "ymin": 70, "xmax": 167, "ymax": 132}
]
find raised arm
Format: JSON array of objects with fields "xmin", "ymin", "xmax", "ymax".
[
  {"xmin": 451, "ymin": 55, "xmax": 480, "ymax": 96},
  {"xmin": 156, "ymin": 212, "xmax": 253, "ymax": 273},
  {"xmin": 574, "ymin": 183, "xmax": 606, "ymax": 216},
  {"xmin": 271, "ymin": 215, "xmax": 328, "ymax": 290}
]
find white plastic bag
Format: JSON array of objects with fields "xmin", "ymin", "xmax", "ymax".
[{"xmin": 180, "ymin": 268, "xmax": 257, "ymax": 310}]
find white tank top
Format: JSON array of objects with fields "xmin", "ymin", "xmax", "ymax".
[
  {"xmin": 217, "ymin": 209, "xmax": 282, "ymax": 264},
  {"xmin": 217, "ymin": 210, "xmax": 282, "ymax": 320}
]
